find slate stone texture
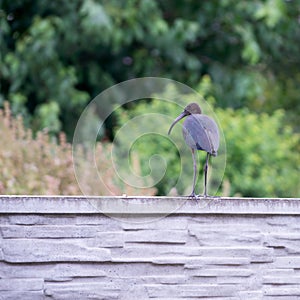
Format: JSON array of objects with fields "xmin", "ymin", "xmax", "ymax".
[{"xmin": 0, "ymin": 196, "xmax": 300, "ymax": 299}]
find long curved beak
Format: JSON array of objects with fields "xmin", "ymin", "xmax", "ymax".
[{"xmin": 168, "ymin": 111, "xmax": 187, "ymax": 135}]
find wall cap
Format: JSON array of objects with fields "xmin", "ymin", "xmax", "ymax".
[{"xmin": 0, "ymin": 196, "xmax": 300, "ymax": 215}]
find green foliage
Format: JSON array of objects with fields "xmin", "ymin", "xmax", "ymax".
[
  {"xmin": 35, "ymin": 101, "xmax": 61, "ymax": 134},
  {"xmin": 217, "ymin": 108, "xmax": 300, "ymax": 197},
  {"xmin": 159, "ymin": 0, "xmax": 300, "ymax": 113},
  {"xmin": 115, "ymin": 81, "xmax": 300, "ymax": 197},
  {"xmin": 1, "ymin": 6, "xmax": 90, "ymax": 137},
  {"xmin": 0, "ymin": 1, "xmax": 299, "ymax": 196},
  {"xmin": 1, "ymin": 0, "xmax": 300, "ymax": 138}
]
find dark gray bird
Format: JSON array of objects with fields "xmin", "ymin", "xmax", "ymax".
[{"xmin": 168, "ymin": 103, "xmax": 220, "ymax": 197}]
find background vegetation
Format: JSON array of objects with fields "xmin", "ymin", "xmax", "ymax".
[
  {"xmin": 0, "ymin": 102, "xmax": 156, "ymax": 195},
  {"xmin": 0, "ymin": 0, "xmax": 299, "ymax": 196}
]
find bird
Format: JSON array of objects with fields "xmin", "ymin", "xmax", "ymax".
[{"xmin": 168, "ymin": 102, "xmax": 220, "ymax": 197}]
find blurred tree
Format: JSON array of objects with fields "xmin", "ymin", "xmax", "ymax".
[
  {"xmin": 0, "ymin": 2, "xmax": 90, "ymax": 136},
  {"xmin": 1, "ymin": 0, "xmax": 299, "ymax": 138}
]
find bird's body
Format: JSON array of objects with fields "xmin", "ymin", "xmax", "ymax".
[
  {"xmin": 183, "ymin": 114, "xmax": 219, "ymax": 155},
  {"xmin": 168, "ymin": 102, "xmax": 220, "ymax": 197}
]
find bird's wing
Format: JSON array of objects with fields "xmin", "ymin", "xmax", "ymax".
[
  {"xmin": 201, "ymin": 115, "xmax": 220, "ymax": 155},
  {"xmin": 183, "ymin": 115, "xmax": 220, "ymax": 155}
]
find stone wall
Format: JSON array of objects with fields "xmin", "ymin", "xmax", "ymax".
[{"xmin": 0, "ymin": 196, "xmax": 300, "ymax": 299}]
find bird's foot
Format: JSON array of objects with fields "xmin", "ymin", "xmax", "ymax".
[{"xmin": 187, "ymin": 192, "xmax": 200, "ymax": 199}]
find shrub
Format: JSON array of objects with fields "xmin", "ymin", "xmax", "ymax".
[
  {"xmin": 217, "ymin": 108, "xmax": 300, "ymax": 197},
  {"xmin": 0, "ymin": 102, "xmax": 156, "ymax": 196}
]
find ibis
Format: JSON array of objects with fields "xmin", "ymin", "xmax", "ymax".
[{"xmin": 168, "ymin": 103, "xmax": 220, "ymax": 197}]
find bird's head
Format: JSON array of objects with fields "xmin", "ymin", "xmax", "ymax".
[
  {"xmin": 184, "ymin": 102, "xmax": 202, "ymax": 115},
  {"xmin": 168, "ymin": 103, "xmax": 202, "ymax": 135}
]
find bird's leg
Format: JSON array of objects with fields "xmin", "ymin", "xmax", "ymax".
[
  {"xmin": 189, "ymin": 148, "xmax": 197, "ymax": 198},
  {"xmin": 203, "ymin": 153, "xmax": 210, "ymax": 197}
]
